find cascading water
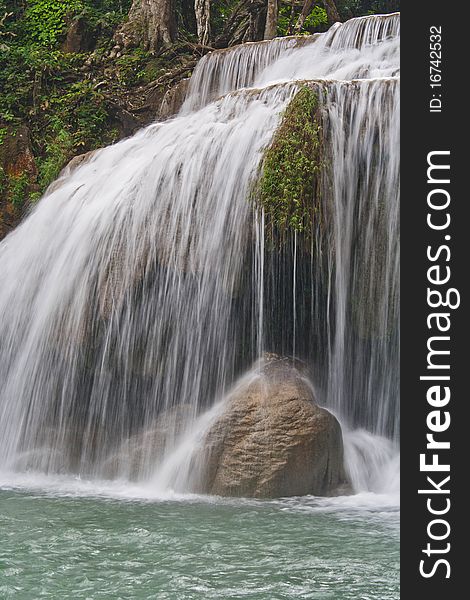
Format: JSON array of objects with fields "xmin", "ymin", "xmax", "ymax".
[
  {"xmin": 181, "ymin": 35, "xmax": 319, "ymax": 112},
  {"xmin": 0, "ymin": 13, "xmax": 400, "ymax": 494},
  {"xmin": 0, "ymin": 86, "xmax": 295, "ymax": 477},
  {"xmin": 323, "ymin": 78, "xmax": 400, "ymax": 438}
]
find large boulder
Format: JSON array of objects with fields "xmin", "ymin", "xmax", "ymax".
[{"xmin": 196, "ymin": 356, "xmax": 349, "ymax": 498}]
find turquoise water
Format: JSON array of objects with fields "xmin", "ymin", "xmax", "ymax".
[{"xmin": 0, "ymin": 476, "xmax": 399, "ymax": 600}]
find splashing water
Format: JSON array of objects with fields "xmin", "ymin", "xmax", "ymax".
[{"xmin": 0, "ymin": 14, "xmax": 400, "ymax": 495}]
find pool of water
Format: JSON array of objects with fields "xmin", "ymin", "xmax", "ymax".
[{"xmin": 0, "ymin": 474, "xmax": 399, "ymax": 599}]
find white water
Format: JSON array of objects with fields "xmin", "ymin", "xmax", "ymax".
[
  {"xmin": 344, "ymin": 429, "xmax": 399, "ymax": 495},
  {"xmin": 0, "ymin": 14, "xmax": 400, "ymax": 500},
  {"xmin": 323, "ymin": 78, "xmax": 400, "ymax": 437},
  {"xmin": 184, "ymin": 12, "xmax": 399, "ymax": 112}
]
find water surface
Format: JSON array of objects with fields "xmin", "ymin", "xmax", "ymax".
[{"xmin": 0, "ymin": 477, "xmax": 399, "ymax": 599}]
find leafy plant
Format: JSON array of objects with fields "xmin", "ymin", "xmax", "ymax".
[
  {"xmin": 115, "ymin": 48, "xmax": 151, "ymax": 85},
  {"xmin": 304, "ymin": 6, "xmax": 328, "ymax": 30},
  {"xmin": 277, "ymin": 3, "xmax": 328, "ymax": 36},
  {"xmin": 9, "ymin": 173, "xmax": 30, "ymax": 207},
  {"xmin": 24, "ymin": 0, "xmax": 85, "ymax": 47},
  {"xmin": 257, "ymin": 87, "xmax": 324, "ymax": 236}
]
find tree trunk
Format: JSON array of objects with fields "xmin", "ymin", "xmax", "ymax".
[
  {"xmin": 247, "ymin": 0, "xmax": 266, "ymax": 42},
  {"xmin": 118, "ymin": 0, "xmax": 176, "ymax": 51},
  {"xmin": 195, "ymin": 0, "xmax": 211, "ymax": 46},
  {"xmin": 295, "ymin": 0, "xmax": 315, "ymax": 32},
  {"xmin": 264, "ymin": 0, "xmax": 278, "ymax": 40},
  {"xmin": 323, "ymin": 0, "xmax": 340, "ymax": 24},
  {"xmin": 214, "ymin": 0, "xmax": 265, "ymax": 47}
]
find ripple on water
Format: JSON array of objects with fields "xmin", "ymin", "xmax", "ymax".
[{"xmin": 0, "ymin": 477, "xmax": 399, "ymax": 600}]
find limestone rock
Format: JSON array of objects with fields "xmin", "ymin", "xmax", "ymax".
[
  {"xmin": 197, "ymin": 356, "xmax": 349, "ymax": 498},
  {"xmin": 102, "ymin": 404, "xmax": 194, "ymax": 479},
  {"xmin": 46, "ymin": 149, "xmax": 99, "ymax": 194},
  {"xmin": 159, "ymin": 78, "xmax": 190, "ymax": 119}
]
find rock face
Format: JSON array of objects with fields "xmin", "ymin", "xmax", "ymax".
[
  {"xmin": 159, "ymin": 78, "xmax": 190, "ymax": 120},
  {"xmin": 0, "ymin": 125, "xmax": 37, "ymax": 240},
  {"xmin": 102, "ymin": 405, "xmax": 194, "ymax": 479},
  {"xmin": 62, "ymin": 17, "xmax": 95, "ymax": 54},
  {"xmin": 197, "ymin": 356, "xmax": 349, "ymax": 498}
]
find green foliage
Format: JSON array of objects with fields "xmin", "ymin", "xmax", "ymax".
[
  {"xmin": 0, "ymin": 0, "xmax": 387, "ymax": 214},
  {"xmin": 277, "ymin": 4, "xmax": 328, "ymax": 36},
  {"xmin": 0, "ymin": 2, "xmax": 16, "ymax": 50},
  {"xmin": 115, "ymin": 48, "xmax": 151, "ymax": 85},
  {"xmin": 114, "ymin": 48, "xmax": 173, "ymax": 87},
  {"xmin": 0, "ymin": 44, "xmax": 77, "ymax": 123},
  {"xmin": 304, "ymin": 7, "xmax": 328, "ymax": 30},
  {"xmin": 36, "ymin": 81, "xmax": 114, "ymax": 189},
  {"xmin": 76, "ymin": 0, "xmax": 132, "ymax": 40},
  {"xmin": 257, "ymin": 87, "xmax": 323, "ymax": 235},
  {"xmin": 37, "ymin": 129, "xmax": 74, "ymax": 190},
  {"xmin": 141, "ymin": 57, "xmax": 166, "ymax": 83},
  {"xmin": 24, "ymin": 0, "xmax": 85, "ymax": 47},
  {"xmin": 6, "ymin": 173, "xmax": 30, "ymax": 207},
  {"xmin": 277, "ymin": 6, "xmax": 294, "ymax": 36},
  {"xmin": 0, "ymin": 2, "xmax": 127, "ymax": 202},
  {"xmin": 336, "ymin": 0, "xmax": 400, "ymax": 19},
  {"xmin": 51, "ymin": 81, "xmax": 109, "ymax": 145}
]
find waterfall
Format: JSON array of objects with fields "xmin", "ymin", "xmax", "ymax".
[
  {"xmin": 324, "ymin": 78, "xmax": 400, "ymax": 438},
  {"xmin": 181, "ymin": 36, "xmax": 318, "ymax": 112},
  {"xmin": 0, "ymin": 14, "xmax": 400, "ymax": 492},
  {"xmin": 0, "ymin": 86, "xmax": 295, "ymax": 476}
]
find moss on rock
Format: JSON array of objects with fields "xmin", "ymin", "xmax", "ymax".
[{"xmin": 257, "ymin": 86, "xmax": 323, "ymax": 237}]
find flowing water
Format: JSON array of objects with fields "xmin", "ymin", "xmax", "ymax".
[{"xmin": 0, "ymin": 13, "xmax": 400, "ymax": 598}]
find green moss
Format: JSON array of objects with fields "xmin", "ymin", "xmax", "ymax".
[{"xmin": 257, "ymin": 87, "xmax": 323, "ymax": 237}]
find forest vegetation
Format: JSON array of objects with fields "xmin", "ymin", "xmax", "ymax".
[{"xmin": 0, "ymin": 0, "xmax": 399, "ymax": 237}]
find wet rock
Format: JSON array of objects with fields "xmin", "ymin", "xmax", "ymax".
[
  {"xmin": 159, "ymin": 78, "xmax": 190, "ymax": 119},
  {"xmin": 46, "ymin": 149, "xmax": 99, "ymax": 194},
  {"xmin": 197, "ymin": 356, "xmax": 350, "ymax": 498},
  {"xmin": 102, "ymin": 405, "xmax": 194, "ymax": 479}
]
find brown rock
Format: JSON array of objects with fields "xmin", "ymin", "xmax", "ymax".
[
  {"xmin": 159, "ymin": 78, "xmax": 190, "ymax": 119},
  {"xmin": 62, "ymin": 17, "xmax": 95, "ymax": 54},
  {"xmin": 46, "ymin": 149, "xmax": 99, "ymax": 195},
  {"xmin": 197, "ymin": 356, "xmax": 349, "ymax": 498},
  {"xmin": 0, "ymin": 125, "xmax": 37, "ymax": 180},
  {"xmin": 0, "ymin": 125, "xmax": 38, "ymax": 241}
]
